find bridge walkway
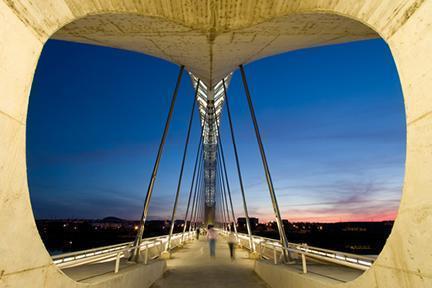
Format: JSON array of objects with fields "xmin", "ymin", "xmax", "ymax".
[
  {"xmin": 151, "ymin": 237, "xmax": 269, "ymax": 288},
  {"xmin": 61, "ymin": 235, "xmax": 363, "ymax": 286}
]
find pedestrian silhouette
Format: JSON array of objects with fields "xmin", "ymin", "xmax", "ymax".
[
  {"xmin": 196, "ymin": 227, "xmax": 200, "ymax": 240},
  {"xmin": 206, "ymin": 225, "xmax": 218, "ymax": 257},
  {"xmin": 227, "ymin": 229, "xmax": 237, "ymax": 260}
]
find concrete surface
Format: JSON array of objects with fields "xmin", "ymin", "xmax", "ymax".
[
  {"xmin": 151, "ymin": 238, "xmax": 268, "ymax": 288},
  {"xmin": 152, "ymin": 238, "xmax": 363, "ymax": 288},
  {"xmin": 64, "ymin": 260, "xmax": 166, "ymax": 287},
  {"xmin": 255, "ymin": 259, "xmax": 365, "ymax": 288},
  {"xmin": 62, "ymin": 259, "xmax": 153, "ymax": 283},
  {"xmin": 53, "ymin": 12, "xmax": 377, "ymax": 87},
  {"xmin": 293, "ymin": 262, "xmax": 362, "ymax": 283},
  {"xmin": 1, "ymin": 0, "xmax": 432, "ymax": 287}
]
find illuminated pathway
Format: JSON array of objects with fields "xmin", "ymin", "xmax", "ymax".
[
  {"xmin": 50, "ymin": 231, "xmax": 369, "ymax": 286},
  {"xmin": 151, "ymin": 238, "xmax": 268, "ymax": 288}
]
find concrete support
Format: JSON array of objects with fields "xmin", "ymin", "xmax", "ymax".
[
  {"xmin": 204, "ymin": 206, "xmax": 215, "ymax": 225},
  {"xmin": 1, "ymin": 0, "xmax": 432, "ymax": 287}
]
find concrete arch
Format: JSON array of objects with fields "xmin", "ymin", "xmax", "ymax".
[{"xmin": 0, "ymin": 1, "xmax": 431, "ymax": 287}]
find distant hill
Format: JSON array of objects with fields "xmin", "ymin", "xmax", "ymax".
[{"xmin": 101, "ymin": 216, "xmax": 127, "ymax": 223}]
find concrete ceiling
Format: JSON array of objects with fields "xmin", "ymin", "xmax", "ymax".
[{"xmin": 53, "ymin": 12, "xmax": 377, "ymax": 86}]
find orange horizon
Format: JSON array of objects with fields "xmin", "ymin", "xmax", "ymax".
[{"xmin": 257, "ymin": 211, "xmax": 397, "ymax": 224}]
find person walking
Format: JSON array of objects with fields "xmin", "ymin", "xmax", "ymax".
[
  {"xmin": 206, "ymin": 224, "xmax": 218, "ymax": 257},
  {"xmin": 227, "ymin": 230, "xmax": 237, "ymax": 260},
  {"xmin": 196, "ymin": 227, "xmax": 200, "ymax": 240}
]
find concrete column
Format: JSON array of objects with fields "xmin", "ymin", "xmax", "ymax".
[{"xmin": 205, "ymin": 205, "xmax": 215, "ymax": 225}]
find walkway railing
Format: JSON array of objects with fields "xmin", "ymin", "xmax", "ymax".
[
  {"xmin": 52, "ymin": 231, "xmax": 195, "ymax": 273},
  {"xmin": 52, "ymin": 228, "xmax": 375, "ymax": 277},
  {"xmin": 221, "ymin": 231, "xmax": 376, "ymax": 273}
]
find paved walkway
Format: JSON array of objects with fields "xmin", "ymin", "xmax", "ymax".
[
  {"xmin": 62, "ymin": 237, "xmax": 362, "ymax": 286},
  {"xmin": 151, "ymin": 238, "xmax": 269, "ymax": 288}
]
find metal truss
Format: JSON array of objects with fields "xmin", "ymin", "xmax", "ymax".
[{"xmin": 190, "ymin": 73, "xmax": 231, "ymax": 223}]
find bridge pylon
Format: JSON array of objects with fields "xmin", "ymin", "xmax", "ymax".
[{"xmin": 204, "ymin": 205, "xmax": 216, "ymax": 225}]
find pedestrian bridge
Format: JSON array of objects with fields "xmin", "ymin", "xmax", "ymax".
[
  {"xmin": 1, "ymin": 1, "xmax": 432, "ymax": 287},
  {"xmin": 53, "ymin": 230, "xmax": 369, "ymax": 288}
]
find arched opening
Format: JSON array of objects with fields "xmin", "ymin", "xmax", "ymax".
[
  {"xmin": 27, "ymin": 10, "xmax": 405, "ymax": 283},
  {"xmin": 2, "ymin": 2, "xmax": 430, "ymax": 287}
]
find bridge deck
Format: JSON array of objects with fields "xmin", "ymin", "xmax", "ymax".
[
  {"xmin": 63, "ymin": 257, "xmax": 137, "ymax": 283},
  {"xmin": 61, "ymin": 236, "xmax": 364, "ymax": 286},
  {"xmin": 151, "ymin": 238, "xmax": 269, "ymax": 288}
]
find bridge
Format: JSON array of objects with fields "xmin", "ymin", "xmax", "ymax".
[
  {"xmin": 52, "ymin": 230, "xmax": 372, "ymax": 286},
  {"xmin": 1, "ymin": 1, "xmax": 432, "ymax": 288}
]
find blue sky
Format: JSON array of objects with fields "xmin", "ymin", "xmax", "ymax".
[{"xmin": 27, "ymin": 38, "xmax": 405, "ymax": 222}]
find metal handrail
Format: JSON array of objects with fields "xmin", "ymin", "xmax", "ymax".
[
  {"xmin": 52, "ymin": 231, "xmax": 194, "ymax": 271},
  {"xmin": 222, "ymin": 231, "xmax": 375, "ymax": 272},
  {"xmin": 246, "ymin": 234, "xmax": 376, "ymax": 262},
  {"xmin": 52, "ymin": 242, "xmax": 130, "ymax": 261},
  {"xmin": 53, "ymin": 229, "xmax": 375, "ymax": 277}
]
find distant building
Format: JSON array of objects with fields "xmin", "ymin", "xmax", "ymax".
[
  {"xmin": 282, "ymin": 219, "xmax": 294, "ymax": 231},
  {"xmin": 174, "ymin": 220, "xmax": 185, "ymax": 226},
  {"xmin": 237, "ymin": 217, "xmax": 258, "ymax": 230}
]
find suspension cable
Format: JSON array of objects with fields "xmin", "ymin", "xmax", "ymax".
[
  {"xmin": 215, "ymin": 181, "xmax": 220, "ymax": 227},
  {"xmin": 215, "ymin": 165, "xmax": 221, "ymax": 227},
  {"xmin": 221, "ymin": 176, "xmax": 229, "ymax": 230},
  {"xmin": 199, "ymin": 172, "xmax": 206, "ymax": 225},
  {"xmin": 181, "ymin": 133, "xmax": 203, "ymax": 241},
  {"xmin": 217, "ymin": 169, "xmax": 227, "ymax": 229},
  {"xmin": 189, "ymin": 151, "xmax": 204, "ymax": 232},
  {"xmin": 217, "ymin": 132, "xmax": 238, "ymax": 237},
  {"xmin": 131, "ymin": 65, "xmax": 184, "ymax": 261},
  {"xmin": 239, "ymin": 64, "xmax": 289, "ymax": 261},
  {"xmin": 193, "ymin": 172, "xmax": 203, "ymax": 227},
  {"xmin": 217, "ymin": 149, "xmax": 231, "ymax": 229},
  {"xmin": 191, "ymin": 155, "xmax": 205, "ymax": 229},
  {"xmin": 217, "ymin": 161, "xmax": 228, "ymax": 229},
  {"xmin": 215, "ymin": 115, "xmax": 233, "ymax": 231},
  {"xmin": 215, "ymin": 168, "xmax": 220, "ymax": 226},
  {"xmin": 222, "ymin": 78, "xmax": 255, "ymax": 251},
  {"xmin": 198, "ymin": 168, "xmax": 206, "ymax": 225},
  {"xmin": 166, "ymin": 79, "xmax": 201, "ymax": 251}
]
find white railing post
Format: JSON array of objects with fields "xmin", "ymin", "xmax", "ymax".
[
  {"xmin": 145, "ymin": 244, "xmax": 149, "ymax": 264},
  {"xmin": 273, "ymin": 248, "xmax": 277, "ymax": 265},
  {"xmin": 157, "ymin": 240, "xmax": 162, "ymax": 254},
  {"xmin": 301, "ymin": 253, "xmax": 307, "ymax": 274},
  {"xmin": 114, "ymin": 252, "xmax": 121, "ymax": 273}
]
